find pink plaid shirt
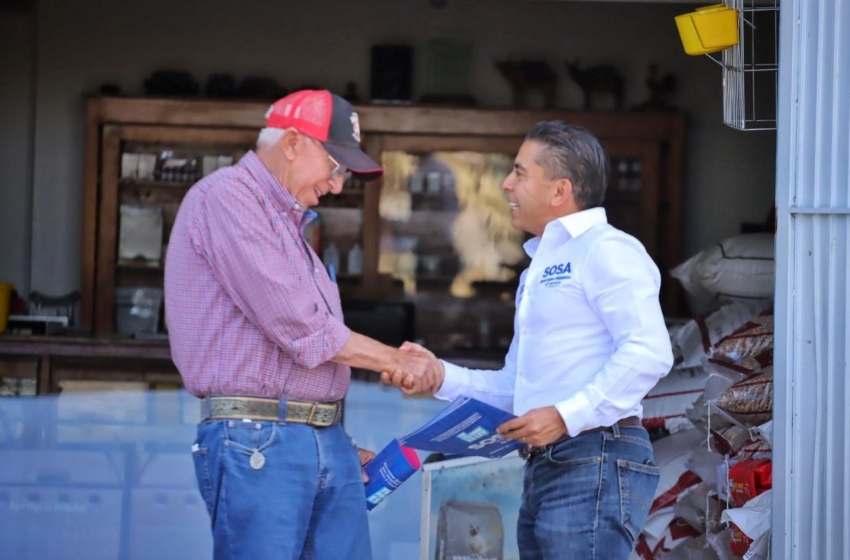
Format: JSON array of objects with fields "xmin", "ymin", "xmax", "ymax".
[{"xmin": 164, "ymin": 151, "xmax": 352, "ymax": 401}]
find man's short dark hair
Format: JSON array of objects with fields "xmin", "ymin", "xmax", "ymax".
[{"xmin": 525, "ymin": 120, "xmax": 609, "ymax": 209}]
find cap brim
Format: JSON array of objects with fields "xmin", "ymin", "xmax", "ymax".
[{"xmin": 323, "ymin": 142, "xmax": 384, "ymax": 182}]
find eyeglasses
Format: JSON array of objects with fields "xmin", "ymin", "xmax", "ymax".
[
  {"xmin": 304, "ymin": 135, "xmax": 353, "ymax": 182},
  {"xmin": 327, "ymin": 153, "xmax": 353, "ymax": 182}
]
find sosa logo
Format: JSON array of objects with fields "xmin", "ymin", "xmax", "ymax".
[{"xmin": 542, "ymin": 262, "xmax": 571, "ymax": 278}]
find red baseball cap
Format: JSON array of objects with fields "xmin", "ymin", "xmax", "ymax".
[{"xmin": 265, "ymin": 90, "xmax": 383, "ymax": 182}]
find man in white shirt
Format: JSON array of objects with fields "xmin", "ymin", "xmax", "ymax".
[{"xmin": 385, "ymin": 121, "xmax": 673, "ymax": 559}]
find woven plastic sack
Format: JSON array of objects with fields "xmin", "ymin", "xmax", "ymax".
[
  {"xmin": 649, "ymin": 430, "xmax": 705, "ymax": 515},
  {"xmin": 710, "ymin": 310, "xmax": 774, "ymax": 373},
  {"xmin": 721, "ymin": 490, "xmax": 772, "ymax": 553},
  {"xmin": 670, "ymin": 233, "xmax": 774, "ymax": 315},
  {"xmin": 710, "ymin": 424, "xmax": 752, "ymax": 456},
  {"xmin": 664, "ymin": 531, "xmax": 737, "ymax": 560},
  {"xmin": 642, "ymin": 366, "xmax": 708, "ymax": 433},
  {"xmin": 671, "ymin": 300, "xmax": 771, "ymax": 369},
  {"xmin": 632, "ymin": 518, "xmax": 701, "ymax": 560},
  {"xmin": 715, "ymin": 370, "xmax": 773, "ymax": 426},
  {"xmin": 729, "ymin": 523, "xmax": 753, "ymax": 557}
]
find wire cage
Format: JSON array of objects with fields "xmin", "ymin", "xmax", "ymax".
[{"xmin": 720, "ymin": 0, "xmax": 780, "ymax": 131}]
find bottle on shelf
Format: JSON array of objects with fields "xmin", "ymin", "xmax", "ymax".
[
  {"xmin": 477, "ymin": 317, "xmax": 492, "ymax": 349},
  {"xmin": 347, "ymin": 242, "xmax": 363, "ymax": 274}
]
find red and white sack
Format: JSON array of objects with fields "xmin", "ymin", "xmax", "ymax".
[
  {"xmin": 685, "ymin": 362, "xmax": 749, "ymax": 427},
  {"xmin": 685, "ymin": 449, "xmax": 726, "ymax": 490},
  {"xmin": 671, "ymin": 300, "xmax": 772, "ymax": 369},
  {"xmin": 736, "ymin": 420, "xmax": 772, "ymax": 460},
  {"xmin": 708, "ymin": 310, "xmax": 774, "ymax": 375},
  {"xmin": 735, "ymin": 438, "xmax": 772, "ymax": 461},
  {"xmin": 649, "ymin": 431, "xmax": 705, "ymax": 515},
  {"xmin": 673, "ymin": 482, "xmax": 721, "ymax": 533},
  {"xmin": 665, "ymin": 531, "xmax": 738, "ymax": 560},
  {"xmin": 633, "ymin": 431, "xmax": 707, "ymax": 559},
  {"xmin": 721, "ymin": 490, "xmax": 772, "ymax": 559},
  {"xmin": 640, "ymin": 506, "xmax": 677, "ymax": 554},
  {"xmin": 642, "ymin": 366, "xmax": 708, "ymax": 433},
  {"xmin": 728, "ymin": 523, "xmax": 753, "ymax": 557},
  {"xmin": 632, "ymin": 518, "xmax": 701, "ymax": 560}
]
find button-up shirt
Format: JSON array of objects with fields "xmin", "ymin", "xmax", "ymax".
[
  {"xmin": 165, "ymin": 151, "xmax": 351, "ymax": 401},
  {"xmin": 435, "ymin": 207, "xmax": 673, "ymax": 436}
]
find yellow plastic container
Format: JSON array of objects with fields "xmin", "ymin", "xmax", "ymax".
[
  {"xmin": 675, "ymin": 4, "xmax": 739, "ymax": 56},
  {"xmin": 0, "ymin": 282, "xmax": 13, "ymax": 333}
]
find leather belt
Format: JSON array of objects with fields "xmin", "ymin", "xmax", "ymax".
[
  {"xmin": 519, "ymin": 416, "xmax": 642, "ymax": 460},
  {"xmin": 202, "ymin": 396, "xmax": 341, "ymax": 427}
]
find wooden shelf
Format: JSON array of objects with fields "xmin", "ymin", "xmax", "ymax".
[
  {"xmin": 117, "ymin": 260, "xmax": 163, "ymax": 270},
  {"xmin": 81, "ymin": 97, "xmax": 686, "ymax": 334},
  {"xmin": 120, "ymin": 179, "xmax": 195, "ymax": 189}
]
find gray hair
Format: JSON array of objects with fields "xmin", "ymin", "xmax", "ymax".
[
  {"xmin": 525, "ymin": 121, "xmax": 609, "ymax": 209},
  {"xmin": 256, "ymin": 127, "xmax": 287, "ymax": 149}
]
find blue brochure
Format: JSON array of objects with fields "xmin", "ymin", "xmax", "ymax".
[
  {"xmin": 363, "ymin": 438, "xmax": 422, "ymax": 511},
  {"xmin": 400, "ymin": 396, "xmax": 523, "ymax": 459}
]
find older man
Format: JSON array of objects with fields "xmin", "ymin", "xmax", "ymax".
[
  {"xmin": 165, "ymin": 90, "xmax": 431, "ymax": 560},
  {"xmin": 387, "ymin": 121, "xmax": 673, "ymax": 559}
]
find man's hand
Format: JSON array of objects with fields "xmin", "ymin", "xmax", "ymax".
[
  {"xmin": 380, "ymin": 341, "xmax": 445, "ymax": 395},
  {"xmin": 358, "ymin": 447, "xmax": 376, "ymax": 483},
  {"xmin": 496, "ymin": 406, "xmax": 567, "ymax": 447}
]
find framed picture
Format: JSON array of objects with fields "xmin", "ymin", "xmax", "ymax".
[{"xmin": 420, "ymin": 454, "xmax": 524, "ymax": 560}]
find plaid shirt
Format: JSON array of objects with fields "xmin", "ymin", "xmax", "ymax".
[{"xmin": 164, "ymin": 151, "xmax": 351, "ymax": 401}]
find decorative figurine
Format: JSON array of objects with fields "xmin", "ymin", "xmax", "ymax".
[
  {"xmin": 565, "ymin": 59, "xmax": 624, "ymax": 110},
  {"xmin": 495, "ymin": 60, "xmax": 557, "ymax": 108}
]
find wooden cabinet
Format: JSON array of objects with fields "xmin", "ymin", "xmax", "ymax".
[{"xmin": 81, "ymin": 97, "xmax": 685, "ymax": 339}]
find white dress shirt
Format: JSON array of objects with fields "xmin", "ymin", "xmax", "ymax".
[{"xmin": 435, "ymin": 207, "xmax": 673, "ymax": 436}]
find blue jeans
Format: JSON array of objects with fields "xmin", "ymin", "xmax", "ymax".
[
  {"xmin": 192, "ymin": 419, "xmax": 372, "ymax": 560},
  {"xmin": 517, "ymin": 425, "xmax": 660, "ymax": 560}
]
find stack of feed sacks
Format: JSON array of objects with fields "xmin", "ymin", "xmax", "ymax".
[{"xmin": 633, "ymin": 234, "xmax": 775, "ymax": 560}]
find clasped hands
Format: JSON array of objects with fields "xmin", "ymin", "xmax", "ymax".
[
  {"xmin": 380, "ymin": 342, "xmax": 568, "ymax": 447},
  {"xmin": 380, "ymin": 341, "xmax": 444, "ymax": 396}
]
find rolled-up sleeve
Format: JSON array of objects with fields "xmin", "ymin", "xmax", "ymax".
[{"xmin": 194, "ymin": 181, "xmax": 350, "ymax": 368}]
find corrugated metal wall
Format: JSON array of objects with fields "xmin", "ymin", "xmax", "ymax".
[{"xmin": 774, "ymin": 0, "xmax": 850, "ymax": 558}]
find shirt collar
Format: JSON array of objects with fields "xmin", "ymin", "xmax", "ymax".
[
  {"xmin": 555, "ymin": 206, "xmax": 608, "ymax": 238},
  {"xmin": 522, "ymin": 207, "xmax": 608, "ymax": 258},
  {"xmin": 238, "ymin": 150, "xmax": 306, "ymax": 217}
]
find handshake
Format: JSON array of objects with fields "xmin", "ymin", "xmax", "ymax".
[{"xmin": 381, "ymin": 342, "xmax": 445, "ymax": 396}]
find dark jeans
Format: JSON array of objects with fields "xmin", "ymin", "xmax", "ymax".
[
  {"xmin": 192, "ymin": 419, "xmax": 372, "ymax": 560},
  {"xmin": 517, "ymin": 425, "xmax": 660, "ymax": 560}
]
